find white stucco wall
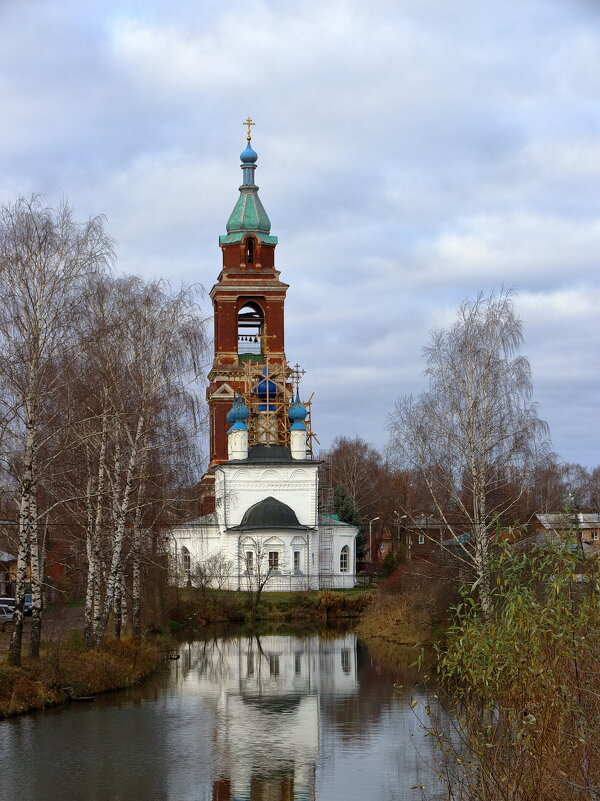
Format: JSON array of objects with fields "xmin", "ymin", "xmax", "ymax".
[{"xmin": 171, "ymin": 459, "xmax": 358, "ymax": 591}]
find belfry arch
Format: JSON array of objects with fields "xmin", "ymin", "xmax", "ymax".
[{"xmin": 237, "ymin": 301, "xmax": 263, "ymax": 356}]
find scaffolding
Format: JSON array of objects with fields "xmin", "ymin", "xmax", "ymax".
[
  {"xmin": 239, "ymin": 356, "xmax": 317, "ymax": 459},
  {"xmin": 318, "ymin": 457, "xmax": 335, "ymax": 588}
]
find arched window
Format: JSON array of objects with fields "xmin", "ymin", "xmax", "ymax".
[
  {"xmin": 245, "ymin": 237, "xmax": 255, "ymax": 264},
  {"xmin": 340, "ymin": 545, "xmax": 350, "ymax": 573},
  {"xmin": 181, "ymin": 546, "xmax": 191, "ymax": 578},
  {"xmin": 237, "ymin": 302, "xmax": 263, "ymax": 356}
]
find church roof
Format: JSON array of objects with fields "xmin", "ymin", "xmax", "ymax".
[
  {"xmin": 229, "ymin": 496, "xmax": 311, "ymax": 531},
  {"xmin": 225, "ymin": 444, "xmax": 315, "ymax": 465},
  {"xmin": 318, "ymin": 514, "xmax": 359, "ymax": 530}
]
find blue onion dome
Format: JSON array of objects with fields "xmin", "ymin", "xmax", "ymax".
[
  {"xmin": 240, "ymin": 141, "xmax": 258, "ymax": 164},
  {"xmin": 289, "ymin": 392, "xmax": 308, "ymax": 423},
  {"xmin": 226, "ymin": 393, "xmax": 249, "ymax": 425},
  {"xmin": 255, "ymin": 365, "xmax": 277, "ymax": 399}
]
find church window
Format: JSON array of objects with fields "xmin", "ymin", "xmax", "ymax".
[
  {"xmin": 293, "ymin": 551, "xmax": 301, "ymax": 572},
  {"xmin": 237, "ymin": 302, "xmax": 263, "ymax": 356},
  {"xmin": 269, "ymin": 654, "xmax": 280, "ymax": 676},
  {"xmin": 247, "ymin": 652, "xmax": 254, "ymax": 675},
  {"xmin": 592, "ymin": 531, "xmax": 599, "ymax": 541},
  {"xmin": 181, "ymin": 546, "xmax": 191, "ymax": 578},
  {"xmin": 341, "ymin": 648, "xmax": 350, "ymax": 673},
  {"xmin": 340, "ymin": 545, "xmax": 349, "ymax": 573},
  {"xmin": 245, "ymin": 237, "xmax": 254, "ymax": 264},
  {"xmin": 268, "ymin": 551, "xmax": 279, "ymax": 571},
  {"xmin": 245, "ymin": 551, "xmax": 254, "ymax": 572},
  {"xmin": 418, "ymin": 534, "xmax": 425, "ymax": 545},
  {"xmin": 294, "ymin": 651, "xmax": 302, "ymax": 675}
]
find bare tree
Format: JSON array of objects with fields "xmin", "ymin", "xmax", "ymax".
[
  {"xmin": 0, "ymin": 197, "xmax": 112, "ymax": 665},
  {"xmin": 238, "ymin": 537, "xmax": 287, "ymax": 620},
  {"xmin": 327, "ymin": 436, "xmax": 383, "ymax": 522},
  {"xmin": 389, "ymin": 289, "xmax": 549, "ymax": 615},
  {"xmin": 193, "ymin": 553, "xmax": 234, "ymax": 599}
]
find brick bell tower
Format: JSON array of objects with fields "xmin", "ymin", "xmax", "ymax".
[{"xmin": 207, "ymin": 120, "xmax": 289, "ymax": 470}]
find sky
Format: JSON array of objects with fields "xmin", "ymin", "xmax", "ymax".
[{"xmin": 0, "ymin": 0, "xmax": 598, "ymax": 466}]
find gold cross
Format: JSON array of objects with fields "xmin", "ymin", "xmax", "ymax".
[
  {"xmin": 244, "ymin": 117, "xmax": 255, "ymax": 141},
  {"xmin": 291, "ymin": 363, "xmax": 306, "ymax": 392},
  {"xmin": 259, "ymin": 324, "xmax": 276, "ymax": 354}
]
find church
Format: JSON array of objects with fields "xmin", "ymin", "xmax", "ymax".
[{"xmin": 171, "ymin": 123, "xmax": 358, "ymax": 592}]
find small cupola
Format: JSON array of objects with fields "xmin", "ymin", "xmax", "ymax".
[{"xmin": 227, "ymin": 393, "xmax": 249, "ymax": 460}]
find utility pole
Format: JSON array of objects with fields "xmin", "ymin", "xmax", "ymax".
[{"xmin": 369, "ymin": 516, "xmax": 380, "ymax": 564}]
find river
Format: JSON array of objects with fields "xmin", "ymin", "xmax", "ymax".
[{"xmin": 0, "ymin": 631, "xmax": 446, "ymax": 800}]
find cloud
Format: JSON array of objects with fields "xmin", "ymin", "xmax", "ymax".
[{"xmin": 0, "ymin": 0, "xmax": 598, "ymax": 465}]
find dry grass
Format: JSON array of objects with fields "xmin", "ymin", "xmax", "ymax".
[
  {"xmin": 356, "ymin": 591, "xmax": 431, "ymax": 645},
  {"xmin": 0, "ymin": 636, "xmax": 162, "ymax": 718}
]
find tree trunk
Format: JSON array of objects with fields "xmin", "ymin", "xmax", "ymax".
[
  {"xmin": 29, "ymin": 514, "xmax": 43, "ymax": 660},
  {"xmin": 8, "ymin": 404, "xmax": 37, "ymax": 667},
  {"xmin": 113, "ymin": 569, "xmax": 122, "ymax": 640},
  {"xmin": 131, "ymin": 441, "xmax": 148, "ymax": 640},
  {"xmin": 92, "ymin": 413, "xmax": 144, "ymax": 647}
]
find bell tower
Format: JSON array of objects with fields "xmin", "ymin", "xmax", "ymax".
[{"xmin": 207, "ymin": 121, "xmax": 289, "ymax": 466}]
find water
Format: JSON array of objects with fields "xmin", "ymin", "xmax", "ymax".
[{"xmin": 0, "ymin": 632, "xmax": 445, "ymax": 801}]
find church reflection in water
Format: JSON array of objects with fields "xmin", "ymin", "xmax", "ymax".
[{"xmin": 174, "ymin": 634, "xmax": 359, "ymax": 801}]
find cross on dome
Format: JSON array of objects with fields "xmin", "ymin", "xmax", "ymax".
[{"xmin": 243, "ymin": 116, "xmax": 255, "ymax": 141}]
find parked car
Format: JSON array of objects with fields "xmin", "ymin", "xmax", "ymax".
[
  {"xmin": 1, "ymin": 603, "xmax": 15, "ymax": 632},
  {"xmin": 0, "ymin": 595, "xmax": 32, "ymax": 615}
]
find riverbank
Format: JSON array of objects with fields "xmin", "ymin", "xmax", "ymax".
[
  {"xmin": 167, "ymin": 587, "xmax": 372, "ymax": 631},
  {"xmin": 0, "ymin": 635, "xmax": 165, "ymax": 718}
]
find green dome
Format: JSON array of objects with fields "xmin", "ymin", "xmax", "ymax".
[{"xmin": 219, "ymin": 138, "xmax": 278, "ymax": 246}]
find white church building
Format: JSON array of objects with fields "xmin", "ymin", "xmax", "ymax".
[{"xmin": 170, "ymin": 125, "xmax": 358, "ymax": 591}]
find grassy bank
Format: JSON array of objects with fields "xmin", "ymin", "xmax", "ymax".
[
  {"xmin": 0, "ymin": 636, "xmax": 164, "ymax": 719},
  {"xmin": 355, "ymin": 592, "xmax": 433, "ymax": 646},
  {"xmin": 168, "ymin": 587, "xmax": 372, "ymax": 631},
  {"xmin": 356, "ymin": 559, "xmax": 456, "ymax": 648}
]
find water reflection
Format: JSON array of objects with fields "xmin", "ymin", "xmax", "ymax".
[
  {"xmin": 0, "ymin": 632, "xmax": 443, "ymax": 801},
  {"xmin": 173, "ymin": 634, "xmax": 358, "ymax": 800}
]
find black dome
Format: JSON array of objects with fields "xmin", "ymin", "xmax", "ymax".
[{"xmin": 232, "ymin": 496, "xmax": 308, "ymax": 531}]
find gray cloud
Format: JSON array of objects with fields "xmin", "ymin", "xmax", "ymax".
[{"xmin": 0, "ymin": 0, "xmax": 598, "ymax": 465}]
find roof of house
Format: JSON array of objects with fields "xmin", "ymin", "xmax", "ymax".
[
  {"xmin": 537, "ymin": 513, "xmax": 600, "ymax": 531},
  {"xmin": 176, "ymin": 511, "xmax": 218, "ymax": 528}
]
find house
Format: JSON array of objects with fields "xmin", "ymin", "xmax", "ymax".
[
  {"xmin": 378, "ymin": 515, "xmax": 445, "ymax": 561},
  {"xmin": 533, "ymin": 513, "xmax": 600, "ymax": 553}
]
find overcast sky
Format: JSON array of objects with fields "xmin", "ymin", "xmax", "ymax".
[{"xmin": 0, "ymin": 0, "xmax": 598, "ymax": 466}]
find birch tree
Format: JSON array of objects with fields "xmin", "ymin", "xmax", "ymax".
[
  {"xmin": 0, "ymin": 198, "xmax": 112, "ymax": 665},
  {"xmin": 73, "ymin": 276, "xmax": 206, "ymax": 647},
  {"xmin": 389, "ymin": 290, "xmax": 549, "ymax": 616}
]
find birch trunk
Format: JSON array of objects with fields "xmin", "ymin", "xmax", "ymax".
[
  {"xmin": 29, "ymin": 511, "xmax": 43, "ymax": 660},
  {"xmin": 8, "ymin": 398, "xmax": 37, "ymax": 666},
  {"xmin": 113, "ymin": 569, "xmax": 122, "ymax": 640},
  {"xmin": 84, "ymin": 411, "xmax": 109, "ymax": 649},
  {"xmin": 131, "ymin": 439, "xmax": 148, "ymax": 639},
  {"xmin": 92, "ymin": 413, "xmax": 144, "ymax": 647}
]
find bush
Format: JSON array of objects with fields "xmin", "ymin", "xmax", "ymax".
[{"xmin": 423, "ymin": 544, "xmax": 600, "ymax": 801}]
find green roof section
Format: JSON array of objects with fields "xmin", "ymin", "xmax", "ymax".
[
  {"xmin": 220, "ymin": 135, "xmax": 278, "ymax": 246},
  {"xmin": 219, "ymin": 187, "xmax": 278, "ymax": 246}
]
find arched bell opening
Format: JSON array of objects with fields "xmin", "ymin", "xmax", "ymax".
[
  {"xmin": 245, "ymin": 236, "xmax": 255, "ymax": 265},
  {"xmin": 238, "ymin": 301, "xmax": 263, "ymax": 356}
]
